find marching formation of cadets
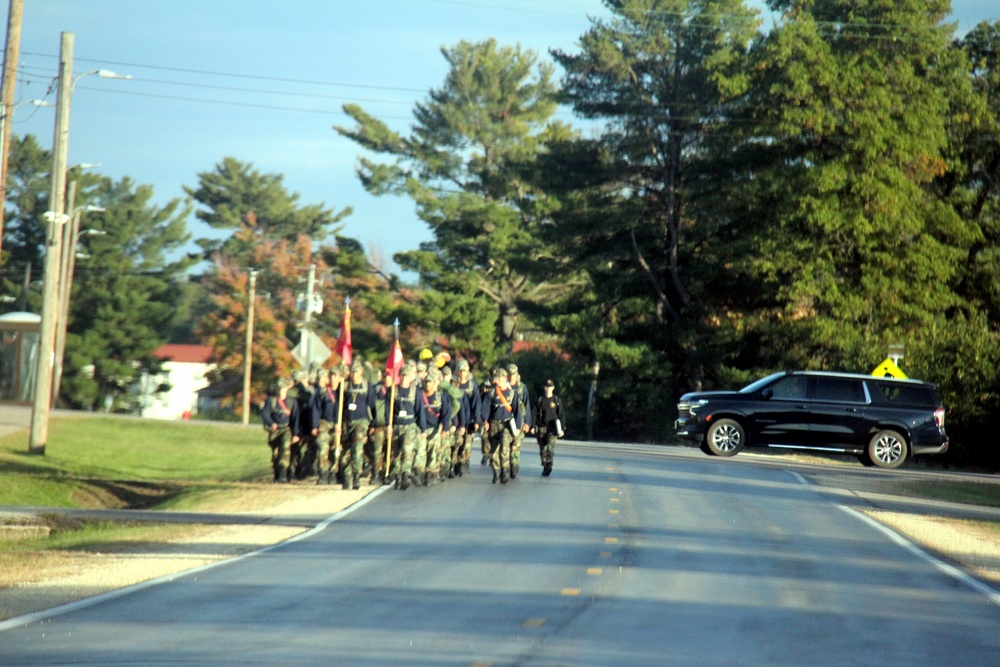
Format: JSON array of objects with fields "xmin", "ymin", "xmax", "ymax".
[{"xmin": 261, "ymin": 349, "xmax": 566, "ymax": 490}]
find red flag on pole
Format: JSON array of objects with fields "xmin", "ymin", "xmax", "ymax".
[
  {"xmin": 334, "ymin": 297, "xmax": 352, "ymax": 366},
  {"xmin": 385, "ymin": 318, "xmax": 404, "ymax": 383}
]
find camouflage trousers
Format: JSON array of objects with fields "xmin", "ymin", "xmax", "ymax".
[
  {"xmin": 459, "ymin": 428, "xmax": 477, "ymax": 465},
  {"xmin": 510, "ymin": 427, "xmax": 525, "ymax": 471},
  {"xmin": 393, "ymin": 423, "xmax": 420, "ymax": 477},
  {"xmin": 441, "ymin": 429, "xmax": 456, "ymax": 475},
  {"xmin": 267, "ymin": 425, "xmax": 292, "ymax": 478},
  {"xmin": 537, "ymin": 426, "xmax": 558, "ymax": 465},
  {"xmin": 422, "ymin": 426, "xmax": 443, "ymax": 476},
  {"xmin": 314, "ymin": 420, "xmax": 340, "ymax": 477},
  {"xmin": 488, "ymin": 420, "xmax": 513, "ymax": 475},
  {"xmin": 340, "ymin": 420, "xmax": 368, "ymax": 478},
  {"xmin": 367, "ymin": 425, "xmax": 389, "ymax": 480},
  {"xmin": 481, "ymin": 425, "xmax": 492, "ymax": 457}
]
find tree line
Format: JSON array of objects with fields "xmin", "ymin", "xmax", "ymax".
[{"xmin": 2, "ymin": 0, "xmax": 998, "ymax": 469}]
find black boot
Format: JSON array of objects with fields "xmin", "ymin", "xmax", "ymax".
[
  {"xmin": 481, "ymin": 454, "xmax": 489, "ymax": 465},
  {"xmin": 274, "ymin": 465, "xmax": 288, "ymax": 483},
  {"xmin": 399, "ymin": 474, "xmax": 410, "ymax": 490},
  {"xmin": 542, "ymin": 463, "xmax": 552, "ymax": 477},
  {"xmin": 352, "ymin": 473, "xmax": 361, "ymax": 490},
  {"xmin": 500, "ymin": 470, "xmax": 509, "ymax": 484},
  {"xmin": 510, "ymin": 464, "xmax": 518, "ymax": 479},
  {"xmin": 492, "ymin": 471, "xmax": 499, "ymax": 484}
]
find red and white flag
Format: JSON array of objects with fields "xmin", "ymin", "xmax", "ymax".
[{"xmin": 385, "ymin": 318, "xmax": 404, "ymax": 383}]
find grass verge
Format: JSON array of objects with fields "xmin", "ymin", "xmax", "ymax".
[{"xmin": 0, "ymin": 414, "xmax": 272, "ymax": 559}]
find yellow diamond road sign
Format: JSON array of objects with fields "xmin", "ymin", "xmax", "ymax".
[{"xmin": 872, "ymin": 358, "xmax": 907, "ymax": 379}]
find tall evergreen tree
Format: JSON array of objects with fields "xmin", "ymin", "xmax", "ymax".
[
  {"xmin": 335, "ymin": 39, "xmax": 568, "ymax": 363},
  {"xmin": 732, "ymin": 0, "xmax": 968, "ymax": 371},
  {"xmin": 61, "ymin": 177, "xmax": 193, "ymax": 411},
  {"xmin": 551, "ymin": 0, "xmax": 760, "ymax": 394},
  {"xmin": 185, "ymin": 157, "xmax": 351, "ymax": 261}
]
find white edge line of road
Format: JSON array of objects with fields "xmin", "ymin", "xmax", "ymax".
[
  {"xmin": 0, "ymin": 485, "xmax": 391, "ymax": 634},
  {"xmin": 788, "ymin": 470, "xmax": 1000, "ymax": 608}
]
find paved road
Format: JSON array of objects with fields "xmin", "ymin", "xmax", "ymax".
[{"xmin": 1, "ymin": 444, "xmax": 998, "ymax": 666}]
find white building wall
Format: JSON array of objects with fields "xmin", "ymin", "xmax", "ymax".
[{"xmin": 141, "ymin": 360, "xmax": 213, "ymax": 420}]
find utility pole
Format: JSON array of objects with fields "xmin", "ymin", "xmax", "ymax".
[
  {"xmin": 29, "ymin": 32, "xmax": 73, "ymax": 456},
  {"xmin": 242, "ymin": 268, "xmax": 257, "ymax": 425},
  {"xmin": 0, "ymin": 0, "xmax": 24, "ymax": 268}
]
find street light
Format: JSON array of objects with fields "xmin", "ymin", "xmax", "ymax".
[
  {"xmin": 73, "ymin": 69, "xmax": 132, "ymax": 90},
  {"xmin": 52, "ymin": 183, "xmax": 105, "ymax": 402}
]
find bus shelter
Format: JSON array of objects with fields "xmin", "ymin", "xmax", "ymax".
[{"xmin": 0, "ymin": 312, "xmax": 40, "ymax": 404}]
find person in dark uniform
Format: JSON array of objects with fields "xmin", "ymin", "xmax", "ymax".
[
  {"xmin": 392, "ymin": 362, "xmax": 421, "ymax": 489},
  {"xmin": 262, "ymin": 377, "xmax": 298, "ymax": 483},
  {"xmin": 453, "ymin": 359, "xmax": 481, "ymax": 476},
  {"xmin": 311, "ymin": 367, "xmax": 342, "ymax": 485},
  {"xmin": 290, "ymin": 369, "xmax": 315, "ymax": 480},
  {"xmin": 369, "ymin": 368, "xmax": 394, "ymax": 486},
  {"xmin": 533, "ymin": 379, "xmax": 565, "ymax": 476},
  {"xmin": 480, "ymin": 367, "xmax": 521, "ymax": 484},
  {"xmin": 507, "ymin": 364, "xmax": 532, "ymax": 480},
  {"xmin": 341, "ymin": 360, "xmax": 376, "ymax": 490}
]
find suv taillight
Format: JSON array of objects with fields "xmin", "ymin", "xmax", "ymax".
[{"xmin": 934, "ymin": 408, "xmax": 945, "ymax": 428}]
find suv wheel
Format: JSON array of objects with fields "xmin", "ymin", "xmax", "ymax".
[
  {"xmin": 705, "ymin": 419, "xmax": 745, "ymax": 457},
  {"xmin": 868, "ymin": 429, "xmax": 908, "ymax": 469}
]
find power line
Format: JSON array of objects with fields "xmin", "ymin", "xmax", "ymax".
[{"xmin": 21, "ymin": 50, "xmax": 430, "ymax": 94}]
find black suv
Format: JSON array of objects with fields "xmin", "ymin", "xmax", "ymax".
[{"xmin": 675, "ymin": 371, "xmax": 948, "ymax": 468}]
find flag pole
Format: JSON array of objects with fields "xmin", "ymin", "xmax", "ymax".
[{"xmin": 385, "ymin": 318, "xmax": 400, "ymax": 481}]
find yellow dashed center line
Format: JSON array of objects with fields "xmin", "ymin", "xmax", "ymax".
[
  {"xmin": 522, "ymin": 618, "xmax": 546, "ymax": 628},
  {"xmin": 609, "ymin": 497, "xmax": 620, "ymax": 502},
  {"xmin": 561, "ymin": 588, "xmax": 581, "ymax": 596},
  {"xmin": 604, "ymin": 537, "xmax": 619, "ymax": 543},
  {"xmin": 587, "ymin": 567, "xmax": 603, "ymax": 576},
  {"xmin": 608, "ymin": 509, "xmax": 619, "ymax": 514}
]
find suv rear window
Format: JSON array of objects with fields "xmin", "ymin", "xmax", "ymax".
[{"xmin": 871, "ymin": 381, "xmax": 938, "ymax": 407}]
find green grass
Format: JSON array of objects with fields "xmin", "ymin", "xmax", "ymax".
[
  {"xmin": 0, "ymin": 415, "xmax": 270, "ymax": 508},
  {"xmin": 0, "ymin": 415, "xmax": 275, "ymax": 562},
  {"xmin": 896, "ymin": 481, "xmax": 1000, "ymax": 509}
]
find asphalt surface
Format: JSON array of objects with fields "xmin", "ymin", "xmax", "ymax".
[{"xmin": 1, "ymin": 443, "xmax": 998, "ymax": 666}]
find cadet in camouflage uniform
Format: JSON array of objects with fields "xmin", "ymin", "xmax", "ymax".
[
  {"xmin": 533, "ymin": 379, "xmax": 565, "ymax": 476},
  {"xmin": 439, "ymin": 366, "xmax": 466, "ymax": 479},
  {"xmin": 290, "ymin": 369, "xmax": 314, "ymax": 480},
  {"xmin": 453, "ymin": 359, "xmax": 481, "ymax": 477},
  {"xmin": 417, "ymin": 367, "xmax": 452, "ymax": 485},
  {"xmin": 481, "ymin": 367, "xmax": 520, "ymax": 484},
  {"xmin": 368, "ymin": 368, "xmax": 394, "ymax": 486},
  {"xmin": 507, "ymin": 364, "xmax": 532, "ymax": 480},
  {"xmin": 393, "ymin": 362, "xmax": 421, "ymax": 489},
  {"xmin": 311, "ymin": 367, "xmax": 343, "ymax": 485},
  {"xmin": 262, "ymin": 377, "xmax": 298, "ymax": 483},
  {"xmin": 479, "ymin": 377, "xmax": 493, "ymax": 464},
  {"xmin": 341, "ymin": 360, "xmax": 376, "ymax": 490}
]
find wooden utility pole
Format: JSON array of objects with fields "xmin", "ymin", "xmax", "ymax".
[
  {"xmin": 0, "ymin": 0, "xmax": 24, "ymax": 268},
  {"xmin": 242, "ymin": 268, "xmax": 257, "ymax": 425},
  {"xmin": 29, "ymin": 32, "xmax": 73, "ymax": 456}
]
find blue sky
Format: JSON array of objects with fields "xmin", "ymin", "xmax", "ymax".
[{"xmin": 3, "ymin": 0, "xmax": 997, "ymax": 275}]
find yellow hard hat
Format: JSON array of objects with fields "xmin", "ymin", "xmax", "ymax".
[{"xmin": 419, "ymin": 348, "xmax": 434, "ymax": 361}]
